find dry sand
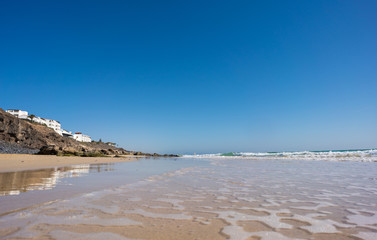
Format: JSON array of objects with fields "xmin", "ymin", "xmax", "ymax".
[{"xmin": 0, "ymin": 154, "xmax": 140, "ymax": 172}]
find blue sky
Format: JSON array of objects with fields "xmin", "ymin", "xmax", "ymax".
[{"xmin": 1, "ymin": 0, "xmax": 376, "ymax": 154}]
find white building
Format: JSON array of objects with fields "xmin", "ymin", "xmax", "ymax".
[
  {"xmin": 56, "ymin": 129, "xmax": 73, "ymax": 138},
  {"xmin": 31, "ymin": 116, "xmax": 45, "ymax": 125},
  {"xmin": 6, "ymin": 109, "xmax": 29, "ymax": 119},
  {"xmin": 44, "ymin": 119, "xmax": 61, "ymax": 132},
  {"xmin": 6, "ymin": 109, "xmax": 92, "ymax": 142},
  {"xmin": 73, "ymin": 132, "xmax": 92, "ymax": 142},
  {"xmin": 31, "ymin": 117, "xmax": 61, "ymax": 132},
  {"xmin": 7, "ymin": 109, "xmax": 62, "ymax": 134}
]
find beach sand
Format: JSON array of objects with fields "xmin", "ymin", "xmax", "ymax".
[
  {"xmin": 0, "ymin": 154, "xmax": 139, "ymax": 172},
  {"xmin": 1, "ymin": 158, "xmax": 376, "ymax": 239}
]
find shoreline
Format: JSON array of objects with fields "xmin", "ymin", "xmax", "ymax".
[
  {"xmin": 1, "ymin": 157, "xmax": 375, "ymax": 239},
  {"xmin": 0, "ymin": 154, "xmax": 143, "ymax": 172}
]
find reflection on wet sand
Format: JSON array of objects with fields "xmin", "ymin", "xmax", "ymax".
[
  {"xmin": 0, "ymin": 164, "xmax": 114, "ymax": 196},
  {"xmin": 1, "ymin": 159, "xmax": 376, "ymax": 240}
]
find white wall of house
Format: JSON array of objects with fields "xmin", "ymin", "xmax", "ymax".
[
  {"xmin": 31, "ymin": 117, "xmax": 61, "ymax": 132},
  {"xmin": 56, "ymin": 129, "xmax": 73, "ymax": 138},
  {"xmin": 32, "ymin": 116, "xmax": 45, "ymax": 125},
  {"xmin": 6, "ymin": 109, "xmax": 29, "ymax": 119},
  {"xmin": 73, "ymin": 133, "xmax": 91, "ymax": 142},
  {"xmin": 7, "ymin": 110, "xmax": 62, "ymax": 134},
  {"xmin": 7, "ymin": 109, "xmax": 93, "ymax": 143},
  {"xmin": 45, "ymin": 119, "xmax": 61, "ymax": 131}
]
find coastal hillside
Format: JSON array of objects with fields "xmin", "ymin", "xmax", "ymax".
[{"xmin": 0, "ymin": 108, "xmax": 130, "ymax": 155}]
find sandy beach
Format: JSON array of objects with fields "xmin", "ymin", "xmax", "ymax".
[
  {"xmin": 0, "ymin": 154, "xmax": 139, "ymax": 172},
  {"xmin": 2, "ymin": 0, "xmax": 375, "ymax": 239},
  {"xmin": 1, "ymin": 157, "xmax": 376, "ymax": 239}
]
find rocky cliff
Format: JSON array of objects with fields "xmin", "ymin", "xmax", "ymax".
[{"xmin": 0, "ymin": 108, "xmax": 130, "ymax": 155}]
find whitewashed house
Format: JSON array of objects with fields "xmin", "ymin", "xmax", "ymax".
[
  {"xmin": 6, "ymin": 109, "xmax": 29, "ymax": 119},
  {"xmin": 7, "ymin": 109, "xmax": 62, "ymax": 134},
  {"xmin": 73, "ymin": 132, "xmax": 91, "ymax": 142},
  {"xmin": 56, "ymin": 129, "xmax": 73, "ymax": 138},
  {"xmin": 6, "ymin": 109, "xmax": 92, "ymax": 142},
  {"xmin": 32, "ymin": 117, "xmax": 61, "ymax": 132},
  {"xmin": 45, "ymin": 119, "xmax": 61, "ymax": 132},
  {"xmin": 31, "ymin": 116, "xmax": 45, "ymax": 125}
]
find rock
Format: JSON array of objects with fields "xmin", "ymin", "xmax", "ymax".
[
  {"xmin": 62, "ymin": 147, "xmax": 80, "ymax": 155},
  {"xmin": 0, "ymin": 108, "xmax": 133, "ymax": 155},
  {"xmin": 100, "ymin": 149, "xmax": 110, "ymax": 155},
  {"xmin": 0, "ymin": 108, "xmax": 176, "ymax": 157},
  {"xmin": 38, "ymin": 145, "xmax": 60, "ymax": 155},
  {"xmin": 0, "ymin": 140, "xmax": 39, "ymax": 154}
]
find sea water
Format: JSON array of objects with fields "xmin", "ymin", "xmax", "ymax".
[
  {"xmin": 0, "ymin": 156, "xmax": 376, "ymax": 239},
  {"xmin": 184, "ymin": 148, "xmax": 377, "ymax": 162}
]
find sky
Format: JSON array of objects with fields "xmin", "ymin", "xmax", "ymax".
[{"xmin": 1, "ymin": 0, "xmax": 377, "ymax": 154}]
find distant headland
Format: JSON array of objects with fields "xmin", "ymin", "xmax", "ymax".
[{"xmin": 0, "ymin": 108, "xmax": 178, "ymax": 158}]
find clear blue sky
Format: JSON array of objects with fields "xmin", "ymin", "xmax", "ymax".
[{"xmin": 1, "ymin": 0, "xmax": 376, "ymax": 154}]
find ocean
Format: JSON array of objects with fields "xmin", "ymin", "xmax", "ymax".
[{"xmin": 183, "ymin": 148, "xmax": 377, "ymax": 162}]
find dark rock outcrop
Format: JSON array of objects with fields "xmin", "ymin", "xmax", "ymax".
[
  {"xmin": 38, "ymin": 145, "xmax": 60, "ymax": 155},
  {"xmin": 0, "ymin": 140, "xmax": 39, "ymax": 154}
]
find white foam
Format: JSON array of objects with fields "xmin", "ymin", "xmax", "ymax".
[{"xmin": 182, "ymin": 149, "xmax": 377, "ymax": 162}]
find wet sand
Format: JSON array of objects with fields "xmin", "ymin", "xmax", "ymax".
[
  {"xmin": 1, "ymin": 158, "xmax": 376, "ymax": 239},
  {"xmin": 0, "ymin": 154, "xmax": 138, "ymax": 172}
]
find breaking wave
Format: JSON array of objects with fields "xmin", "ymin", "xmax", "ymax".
[{"xmin": 182, "ymin": 149, "xmax": 377, "ymax": 162}]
